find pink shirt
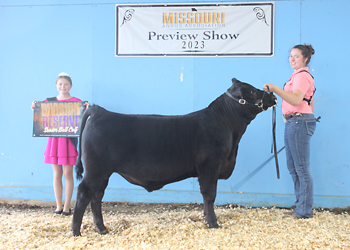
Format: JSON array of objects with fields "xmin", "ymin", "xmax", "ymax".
[
  {"xmin": 44, "ymin": 97, "xmax": 82, "ymax": 102},
  {"xmin": 281, "ymin": 67, "xmax": 315, "ymax": 115}
]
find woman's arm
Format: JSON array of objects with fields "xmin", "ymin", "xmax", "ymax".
[{"xmin": 264, "ymin": 84, "xmax": 305, "ymax": 106}]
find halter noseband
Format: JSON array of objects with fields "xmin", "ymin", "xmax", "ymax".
[{"xmin": 225, "ymin": 91, "xmax": 266, "ymax": 110}]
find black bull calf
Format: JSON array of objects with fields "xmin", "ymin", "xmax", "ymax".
[{"xmin": 72, "ymin": 78, "xmax": 277, "ymax": 236}]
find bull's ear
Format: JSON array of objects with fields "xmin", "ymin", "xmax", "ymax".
[
  {"xmin": 231, "ymin": 78, "xmax": 241, "ymax": 85},
  {"xmin": 228, "ymin": 78, "xmax": 241, "ymax": 96}
]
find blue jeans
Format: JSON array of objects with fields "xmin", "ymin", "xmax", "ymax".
[{"xmin": 284, "ymin": 114, "xmax": 316, "ymax": 218}]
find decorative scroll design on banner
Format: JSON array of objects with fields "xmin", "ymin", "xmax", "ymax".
[
  {"xmin": 253, "ymin": 7, "xmax": 269, "ymax": 26},
  {"xmin": 121, "ymin": 9, "xmax": 135, "ymax": 27}
]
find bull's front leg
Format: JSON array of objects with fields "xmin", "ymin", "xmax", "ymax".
[
  {"xmin": 203, "ymin": 198, "xmax": 218, "ymax": 228},
  {"xmin": 198, "ymin": 174, "xmax": 219, "ymax": 229}
]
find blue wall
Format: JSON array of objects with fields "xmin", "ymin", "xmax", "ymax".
[{"xmin": 1, "ymin": 0, "xmax": 349, "ymax": 208}]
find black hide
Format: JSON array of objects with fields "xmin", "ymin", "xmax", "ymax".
[{"xmin": 71, "ymin": 78, "xmax": 277, "ymax": 236}]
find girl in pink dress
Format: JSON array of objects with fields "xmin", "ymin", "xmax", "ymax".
[{"xmin": 32, "ymin": 72, "xmax": 88, "ymax": 215}]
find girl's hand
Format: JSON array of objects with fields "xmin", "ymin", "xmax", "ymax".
[
  {"xmin": 84, "ymin": 102, "xmax": 90, "ymax": 109},
  {"xmin": 31, "ymin": 101, "xmax": 36, "ymax": 111}
]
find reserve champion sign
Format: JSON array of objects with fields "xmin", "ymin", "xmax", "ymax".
[
  {"xmin": 116, "ymin": 2, "xmax": 274, "ymax": 57},
  {"xmin": 33, "ymin": 101, "xmax": 87, "ymax": 137}
]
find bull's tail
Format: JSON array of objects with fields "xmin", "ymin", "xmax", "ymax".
[{"xmin": 75, "ymin": 105, "xmax": 100, "ymax": 181}]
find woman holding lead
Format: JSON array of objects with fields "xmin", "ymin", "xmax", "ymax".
[{"xmin": 264, "ymin": 44, "xmax": 317, "ymax": 219}]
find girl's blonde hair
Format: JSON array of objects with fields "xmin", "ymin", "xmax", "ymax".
[{"xmin": 56, "ymin": 72, "xmax": 72, "ymax": 85}]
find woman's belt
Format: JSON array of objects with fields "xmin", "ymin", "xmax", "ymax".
[{"xmin": 283, "ymin": 112, "xmax": 304, "ymax": 121}]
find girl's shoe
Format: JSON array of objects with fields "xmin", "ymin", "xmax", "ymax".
[
  {"xmin": 62, "ymin": 209, "xmax": 72, "ymax": 216},
  {"xmin": 53, "ymin": 209, "xmax": 63, "ymax": 215}
]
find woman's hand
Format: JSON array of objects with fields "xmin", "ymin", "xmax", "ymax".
[{"xmin": 263, "ymin": 84, "xmax": 275, "ymax": 93}]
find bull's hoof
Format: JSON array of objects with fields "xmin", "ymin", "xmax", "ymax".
[
  {"xmin": 209, "ymin": 224, "xmax": 220, "ymax": 229},
  {"xmin": 73, "ymin": 232, "xmax": 82, "ymax": 237},
  {"xmin": 207, "ymin": 221, "xmax": 219, "ymax": 229},
  {"xmin": 99, "ymin": 228, "xmax": 109, "ymax": 235}
]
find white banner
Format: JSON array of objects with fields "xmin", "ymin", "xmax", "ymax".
[{"xmin": 116, "ymin": 2, "xmax": 274, "ymax": 57}]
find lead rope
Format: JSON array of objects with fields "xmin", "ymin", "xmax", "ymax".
[
  {"xmin": 265, "ymin": 85, "xmax": 281, "ymax": 179},
  {"xmin": 272, "ymin": 106, "xmax": 282, "ymax": 179}
]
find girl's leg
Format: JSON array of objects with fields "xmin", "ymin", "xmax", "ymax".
[
  {"xmin": 52, "ymin": 164, "xmax": 63, "ymax": 211},
  {"xmin": 63, "ymin": 165, "xmax": 74, "ymax": 213}
]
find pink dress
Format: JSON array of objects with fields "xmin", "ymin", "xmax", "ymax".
[{"xmin": 43, "ymin": 97, "xmax": 82, "ymax": 165}]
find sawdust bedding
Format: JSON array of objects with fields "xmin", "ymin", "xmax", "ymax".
[{"xmin": 1, "ymin": 202, "xmax": 350, "ymax": 250}]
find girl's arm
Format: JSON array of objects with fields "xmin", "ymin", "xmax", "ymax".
[{"xmin": 31, "ymin": 101, "xmax": 36, "ymax": 110}]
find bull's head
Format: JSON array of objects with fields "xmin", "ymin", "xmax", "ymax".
[
  {"xmin": 226, "ymin": 78, "xmax": 280, "ymax": 180},
  {"xmin": 226, "ymin": 78, "xmax": 277, "ymax": 111}
]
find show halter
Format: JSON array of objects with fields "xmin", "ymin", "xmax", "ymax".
[{"xmin": 225, "ymin": 90, "xmax": 267, "ymax": 110}]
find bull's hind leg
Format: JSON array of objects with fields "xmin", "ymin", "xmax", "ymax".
[
  {"xmin": 71, "ymin": 180, "xmax": 92, "ymax": 236},
  {"xmin": 91, "ymin": 177, "xmax": 110, "ymax": 235},
  {"xmin": 198, "ymin": 174, "xmax": 219, "ymax": 229}
]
